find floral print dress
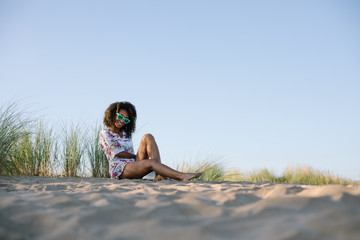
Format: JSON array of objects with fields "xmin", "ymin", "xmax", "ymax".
[{"xmin": 99, "ymin": 129, "xmax": 135, "ymax": 179}]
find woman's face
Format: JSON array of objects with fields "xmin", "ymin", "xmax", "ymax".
[{"xmin": 114, "ymin": 109, "xmax": 130, "ymax": 129}]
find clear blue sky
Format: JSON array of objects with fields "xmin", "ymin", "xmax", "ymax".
[{"xmin": 1, "ymin": 1, "xmax": 359, "ymax": 179}]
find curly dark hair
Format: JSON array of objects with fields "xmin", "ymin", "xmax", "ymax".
[{"xmin": 103, "ymin": 101, "xmax": 137, "ymax": 138}]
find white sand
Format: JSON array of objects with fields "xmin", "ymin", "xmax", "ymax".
[{"xmin": 1, "ymin": 176, "xmax": 360, "ymax": 240}]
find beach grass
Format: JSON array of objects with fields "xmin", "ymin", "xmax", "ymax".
[
  {"xmin": 8, "ymin": 122, "xmax": 58, "ymax": 176},
  {"xmin": 87, "ymin": 124, "xmax": 109, "ymax": 178},
  {"xmin": 0, "ymin": 103, "xmax": 32, "ymax": 175},
  {"xmin": 179, "ymin": 160, "xmax": 358, "ymax": 185},
  {"xmin": 282, "ymin": 165, "xmax": 355, "ymax": 185},
  {"xmin": 1, "ymin": 101, "xmax": 358, "ymax": 185},
  {"xmin": 179, "ymin": 159, "xmax": 226, "ymax": 181},
  {"xmin": 247, "ymin": 168, "xmax": 280, "ymax": 183},
  {"xmin": 62, "ymin": 123, "xmax": 85, "ymax": 177}
]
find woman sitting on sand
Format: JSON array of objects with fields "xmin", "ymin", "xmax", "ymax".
[{"xmin": 100, "ymin": 101, "xmax": 202, "ymax": 181}]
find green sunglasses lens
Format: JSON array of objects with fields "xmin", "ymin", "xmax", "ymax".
[{"xmin": 124, "ymin": 119, "xmax": 130, "ymax": 124}]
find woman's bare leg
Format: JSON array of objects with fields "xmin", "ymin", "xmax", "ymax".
[
  {"xmin": 120, "ymin": 159, "xmax": 202, "ymax": 181},
  {"xmin": 136, "ymin": 134, "xmax": 167, "ymax": 180}
]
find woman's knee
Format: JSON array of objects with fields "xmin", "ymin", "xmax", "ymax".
[
  {"xmin": 142, "ymin": 158, "xmax": 154, "ymax": 165},
  {"xmin": 144, "ymin": 158, "xmax": 158, "ymax": 169},
  {"xmin": 142, "ymin": 133, "xmax": 155, "ymax": 142}
]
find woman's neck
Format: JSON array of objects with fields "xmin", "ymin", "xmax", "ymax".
[{"xmin": 109, "ymin": 127, "xmax": 122, "ymax": 136}]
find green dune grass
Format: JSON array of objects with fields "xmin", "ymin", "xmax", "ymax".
[
  {"xmin": 87, "ymin": 125, "xmax": 109, "ymax": 178},
  {"xmin": 178, "ymin": 160, "xmax": 357, "ymax": 185},
  {"xmin": 178, "ymin": 160, "xmax": 226, "ymax": 182},
  {"xmin": 0, "ymin": 103, "xmax": 32, "ymax": 175},
  {"xmin": 1, "ymin": 101, "xmax": 358, "ymax": 185},
  {"xmin": 8, "ymin": 122, "xmax": 57, "ymax": 176},
  {"xmin": 61, "ymin": 123, "xmax": 87, "ymax": 177}
]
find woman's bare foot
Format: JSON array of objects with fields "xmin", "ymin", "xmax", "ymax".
[
  {"xmin": 154, "ymin": 174, "xmax": 168, "ymax": 181},
  {"xmin": 181, "ymin": 172, "xmax": 203, "ymax": 181}
]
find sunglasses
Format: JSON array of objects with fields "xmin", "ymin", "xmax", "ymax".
[{"xmin": 116, "ymin": 113, "xmax": 131, "ymax": 124}]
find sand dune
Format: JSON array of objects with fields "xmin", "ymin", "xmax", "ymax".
[{"xmin": 1, "ymin": 176, "xmax": 359, "ymax": 240}]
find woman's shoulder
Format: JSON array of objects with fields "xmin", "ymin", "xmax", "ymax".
[
  {"xmin": 100, "ymin": 128, "xmax": 109, "ymax": 135},
  {"xmin": 100, "ymin": 128, "xmax": 114, "ymax": 138}
]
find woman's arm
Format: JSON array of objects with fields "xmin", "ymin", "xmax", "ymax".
[{"xmin": 115, "ymin": 151, "xmax": 136, "ymax": 159}]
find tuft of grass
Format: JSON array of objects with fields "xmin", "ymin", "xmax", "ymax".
[
  {"xmin": 247, "ymin": 168, "xmax": 279, "ymax": 183},
  {"xmin": 177, "ymin": 160, "xmax": 358, "ymax": 185},
  {"xmin": 7, "ymin": 121, "xmax": 59, "ymax": 176},
  {"xmin": 87, "ymin": 124, "xmax": 109, "ymax": 178},
  {"xmin": 283, "ymin": 165, "xmax": 355, "ymax": 185},
  {"xmin": 224, "ymin": 169, "xmax": 244, "ymax": 181},
  {"xmin": 62, "ymin": 123, "xmax": 85, "ymax": 177},
  {"xmin": 9, "ymin": 122, "xmax": 54, "ymax": 176},
  {"xmin": 0, "ymin": 103, "xmax": 32, "ymax": 175},
  {"xmin": 178, "ymin": 159, "xmax": 226, "ymax": 181},
  {"xmin": 236, "ymin": 165, "xmax": 357, "ymax": 185}
]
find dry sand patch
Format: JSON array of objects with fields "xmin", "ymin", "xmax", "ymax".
[{"xmin": 1, "ymin": 176, "xmax": 359, "ymax": 240}]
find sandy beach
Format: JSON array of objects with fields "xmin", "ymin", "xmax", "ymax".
[{"xmin": 0, "ymin": 176, "xmax": 359, "ymax": 240}]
